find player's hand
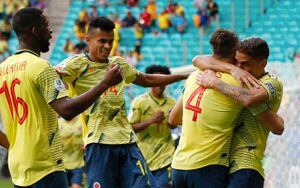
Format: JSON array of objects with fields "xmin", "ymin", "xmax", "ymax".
[
  {"xmin": 54, "ymin": 66, "xmax": 69, "ymax": 76},
  {"xmin": 230, "ymin": 66, "xmax": 260, "ymax": 89},
  {"xmin": 150, "ymin": 111, "xmax": 165, "ymax": 124},
  {"xmin": 103, "ymin": 64, "xmax": 123, "ymax": 88},
  {"xmin": 195, "ymin": 70, "xmax": 219, "ymax": 88}
]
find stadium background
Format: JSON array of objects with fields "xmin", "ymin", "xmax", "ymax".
[{"xmin": 0, "ymin": 0, "xmax": 300, "ymax": 187}]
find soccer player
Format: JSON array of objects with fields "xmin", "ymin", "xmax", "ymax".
[
  {"xmin": 0, "ymin": 8, "xmax": 123, "ymax": 188},
  {"xmin": 58, "ymin": 16, "xmax": 188, "ymax": 188},
  {"xmin": 169, "ymin": 29, "xmax": 244, "ymax": 188},
  {"xmin": 0, "ymin": 130, "xmax": 9, "ymax": 149},
  {"xmin": 59, "ymin": 116, "xmax": 85, "ymax": 188},
  {"xmin": 194, "ymin": 37, "xmax": 284, "ymax": 188},
  {"xmin": 129, "ymin": 65, "xmax": 178, "ymax": 187}
]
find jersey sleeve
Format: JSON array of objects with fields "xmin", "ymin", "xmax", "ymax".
[
  {"xmin": 128, "ymin": 98, "xmax": 142, "ymax": 124},
  {"xmin": 35, "ymin": 64, "xmax": 68, "ymax": 104},
  {"xmin": 59, "ymin": 57, "xmax": 82, "ymax": 84},
  {"xmin": 113, "ymin": 56, "xmax": 139, "ymax": 84},
  {"xmin": 249, "ymin": 77, "xmax": 283, "ymax": 116}
]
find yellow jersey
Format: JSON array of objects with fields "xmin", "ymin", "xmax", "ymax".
[
  {"xmin": 172, "ymin": 70, "xmax": 242, "ymax": 170},
  {"xmin": 0, "ymin": 50, "xmax": 67, "ymax": 186},
  {"xmin": 60, "ymin": 54, "xmax": 139, "ymax": 146},
  {"xmin": 229, "ymin": 73, "xmax": 283, "ymax": 177},
  {"xmin": 129, "ymin": 92, "xmax": 175, "ymax": 171}
]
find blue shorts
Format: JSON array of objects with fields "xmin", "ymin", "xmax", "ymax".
[
  {"xmin": 227, "ymin": 169, "xmax": 264, "ymax": 188},
  {"xmin": 152, "ymin": 166, "xmax": 172, "ymax": 188},
  {"xmin": 66, "ymin": 167, "xmax": 84, "ymax": 186},
  {"xmin": 172, "ymin": 165, "xmax": 228, "ymax": 188},
  {"xmin": 85, "ymin": 143, "xmax": 157, "ymax": 188},
  {"xmin": 14, "ymin": 171, "xmax": 68, "ymax": 188}
]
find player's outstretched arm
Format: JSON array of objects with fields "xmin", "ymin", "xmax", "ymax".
[
  {"xmin": 132, "ymin": 111, "xmax": 165, "ymax": 133},
  {"xmin": 169, "ymin": 96, "xmax": 183, "ymax": 125},
  {"xmin": 0, "ymin": 130, "xmax": 9, "ymax": 150},
  {"xmin": 256, "ymin": 110, "xmax": 284, "ymax": 135},
  {"xmin": 193, "ymin": 55, "xmax": 260, "ymax": 89},
  {"xmin": 133, "ymin": 72, "xmax": 189, "ymax": 87},
  {"xmin": 196, "ymin": 70, "xmax": 268, "ymax": 107},
  {"xmin": 50, "ymin": 64, "xmax": 123, "ymax": 121}
]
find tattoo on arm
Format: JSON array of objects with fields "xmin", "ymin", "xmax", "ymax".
[{"xmin": 216, "ymin": 82, "xmax": 253, "ymax": 104}]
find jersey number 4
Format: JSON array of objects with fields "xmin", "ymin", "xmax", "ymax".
[
  {"xmin": 0, "ymin": 78, "xmax": 28, "ymax": 125},
  {"xmin": 185, "ymin": 86, "xmax": 206, "ymax": 121}
]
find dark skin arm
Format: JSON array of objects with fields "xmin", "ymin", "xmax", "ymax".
[
  {"xmin": 0, "ymin": 130, "xmax": 9, "ymax": 150},
  {"xmin": 196, "ymin": 70, "xmax": 284, "ymax": 135},
  {"xmin": 132, "ymin": 111, "xmax": 165, "ymax": 133},
  {"xmin": 133, "ymin": 73, "xmax": 189, "ymax": 87},
  {"xmin": 50, "ymin": 64, "xmax": 123, "ymax": 121}
]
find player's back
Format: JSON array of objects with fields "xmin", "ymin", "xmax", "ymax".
[
  {"xmin": 0, "ymin": 50, "xmax": 65, "ymax": 186},
  {"xmin": 172, "ymin": 70, "xmax": 243, "ymax": 170}
]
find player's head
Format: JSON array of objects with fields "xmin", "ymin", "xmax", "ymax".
[
  {"xmin": 146, "ymin": 65, "xmax": 171, "ymax": 98},
  {"xmin": 13, "ymin": 7, "xmax": 52, "ymax": 53},
  {"xmin": 235, "ymin": 37, "xmax": 269, "ymax": 78},
  {"xmin": 210, "ymin": 29, "xmax": 239, "ymax": 62},
  {"xmin": 86, "ymin": 16, "xmax": 115, "ymax": 61}
]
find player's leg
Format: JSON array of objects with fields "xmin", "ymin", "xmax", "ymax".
[
  {"xmin": 119, "ymin": 143, "xmax": 157, "ymax": 188},
  {"xmin": 85, "ymin": 143, "xmax": 119, "ymax": 188},
  {"xmin": 227, "ymin": 169, "xmax": 264, "ymax": 188},
  {"xmin": 152, "ymin": 166, "xmax": 172, "ymax": 188}
]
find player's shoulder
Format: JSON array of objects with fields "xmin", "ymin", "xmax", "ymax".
[
  {"xmin": 60, "ymin": 54, "xmax": 86, "ymax": 65},
  {"xmin": 109, "ymin": 56, "xmax": 130, "ymax": 67},
  {"xmin": 260, "ymin": 73, "xmax": 283, "ymax": 93},
  {"xmin": 165, "ymin": 95, "xmax": 176, "ymax": 104}
]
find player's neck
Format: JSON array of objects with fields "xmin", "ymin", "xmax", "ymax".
[
  {"xmin": 87, "ymin": 52, "xmax": 109, "ymax": 63},
  {"xmin": 19, "ymin": 41, "xmax": 41, "ymax": 56}
]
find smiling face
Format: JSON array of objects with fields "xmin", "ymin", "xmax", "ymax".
[
  {"xmin": 235, "ymin": 51, "xmax": 266, "ymax": 78},
  {"xmin": 85, "ymin": 28, "xmax": 114, "ymax": 61}
]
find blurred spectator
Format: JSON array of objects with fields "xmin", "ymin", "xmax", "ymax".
[
  {"xmin": 125, "ymin": 51, "xmax": 138, "ymax": 67},
  {"xmin": 126, "ymin": 0, "xmax": 139, "ymax": 7},
  {"xmin": 73, "ymin": 43, "xmax": 87, "ymax": 54},
  {"xmin": 74, "ymin": 19, "xmax": 88, "ymax": 41},
  {"xmin": 174, "ymin": 3, "xmax": 184, "ymax": 15},
  {"xmin": 122, "ymin": 10, "xmax": 137, "ymax": 27},
  {"xmin": 63, "ymin": 38, "xmax": 75, "ymax": 54},
  {"xmin": 110, "ymin": 16, "xmax": 121, "ymax": 56},
  {"xmin": 174, "ymin": 11, "xmax": 187, "ymax": 33},
  {"xmin": 89, "ymin": 5, "xmax": 99, "ymax": 20},
  {"xmin": 193, "ymin": 8, "xmax": 209, "ymax": 29},
  {"xmin": 134, "ymin": 23, "xmax": 143, "ymax": 59},
  {"xmin": 139, "ymin": 7, "xmax": 152, "ymax": 32},
  {"xmin": 206, "ymin": 0, "xmax": 218, "ymax": 20},
  {"xmin": 99, "ymin": 0, "xmax": 109, "ymax": 7},
  {"xmin": 157, "ymin": 11, "xmax": 171, "ymax": 33},
  {"xmin": 194, "ymin": 0, "xmax": 205, "ymax": 9},
  {"xmin": 35, "ymin": 0, "xmax": 46, "ymax": 11},
  {"xmin": 0, "ymin": 17, "xmax": 12, "ymax": 38},
  {"xmin": 79, "ymin": 8, "xmax": 90, "ymax": 24},
  {"xmin": 146, "ymin": 0, "xmax": 157, "ymax": 21}
]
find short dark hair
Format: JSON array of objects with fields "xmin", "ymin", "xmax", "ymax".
[
  {"xmin": 87, "ymin": 16, "xmax": 115, "ymax": 33},
  {"xmin": 145, "ymin": 65, "xmax": 171, "ymax": 75},
  {"xmin": 13, "ymin": 7, "xmax": 43, "ymax": 36},
  {"xmin": 237, "ymin": 37, "xmax": 269, "ymax": 60},
  {"xmin": 210, "ymin": 29, "xmax": 239, "ymax": 58}
]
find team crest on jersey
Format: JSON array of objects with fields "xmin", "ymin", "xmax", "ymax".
[
  {"xmin": 265, "ymin": 82, "xmax": 276, "ymax": 95},
  {"xmin": 93, "ymin": 182, "xmax": 101, "ymax": 188},
  {"xmin": 54, "ymin": 78, "xmax": 65, "ymax": 91},
  {"xmin": 88, "ymin": 66, "xmax": 95, "ymax": 73}
]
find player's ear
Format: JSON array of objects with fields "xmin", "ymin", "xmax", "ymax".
[{"xmin": 32, "ymin": 26, "xmax": 38, "ymax": 37}]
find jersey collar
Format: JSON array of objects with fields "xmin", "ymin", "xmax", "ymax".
[
  {"xmin": 15, "ymin": 49, "xmax": 40, "ymax": 57},
  {"xmin": 148, "ymin": 92, "xmax": 167, "ymax": 106}
]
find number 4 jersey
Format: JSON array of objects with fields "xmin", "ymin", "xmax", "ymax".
[
  {"xmin": 0, "ymin": 50, "xmax": 67, "ymax": 186},
  {"xmin": 172, "ymin": 70, "xmax": 243, "ymax": 170}
]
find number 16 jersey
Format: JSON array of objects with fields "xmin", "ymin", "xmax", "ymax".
[
  {"xmin": 0, "ymin": 50, "xmax": 67, "ymax": 186},
  {"xmin": 172, "ymin": 70, "xmax": 243, "ymax": 170}
]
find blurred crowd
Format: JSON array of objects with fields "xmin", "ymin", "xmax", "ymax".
[
  {"xmin": 63, "ymin": 0, "xmax": 219, "ymax": 67},
  {"xmin": 0, "ymin": 0, "xmax": 46, "ymax": 62}
]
